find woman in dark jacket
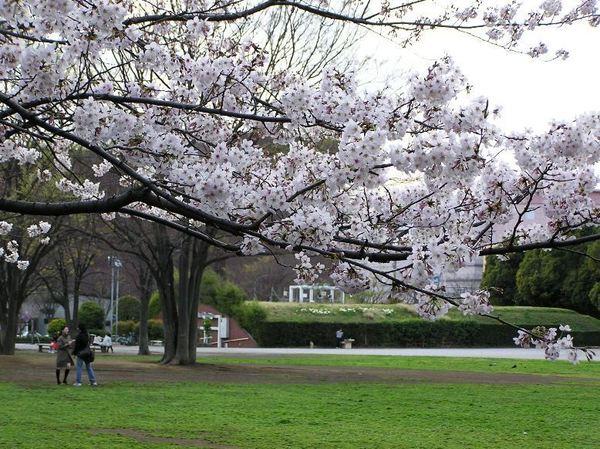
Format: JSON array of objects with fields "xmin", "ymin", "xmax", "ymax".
[
  {"xmin": 55, "ymin": 326, "xmax": 73, "ymax": 384},
  {"xmin": 73, "ymin": 323, "xmax": 97, "ymax": 387}
]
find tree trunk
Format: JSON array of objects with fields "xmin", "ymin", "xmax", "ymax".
[
  {"xmin": 174, "ymin": 236, "xmax": 192, "ymax": 364},
  {"xmin": 174, "ymin": 236, "xmax": 212, "ymax": 365},
  {"xmin": 0, "ymin": 301, "xmax": 18, "ymax": 355},
  {"xmin": 62, "ymin": 298, "xmax": 71, "ymax": 325},
  {"xmin": 71, "ymin": 281, "xmax": 81, "ymax": 330},
  {"xmin": 149, "ymin": 224, "xmax": 213, "ymax": 365},
  {"xmin": 153, "ymin": 224, "xmax": 178, "ymax": 364},
  {"xmin": 186, "ymin": 237, "xmax": 211, "ymax": 363},
  {"xmin": 138, "ymin": 297, "xmax": 150, "ymax": 355},
  {"xmin": 137, "ymin": 267, "xmax": 153, "ymax": 356},
  {"xmin": 160, "ymin": 285, "xmax": 177, "ymax": 364},
  {"xmin": 0, "ymin": 259, "xmax": 29, "ymax": 355}
]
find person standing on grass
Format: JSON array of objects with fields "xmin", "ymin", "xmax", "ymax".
[
  {"xmin": 55, "ymin": 326, "xmax": 73, "ymax": 385},
  {"xmin": 335, "ymin": 329, "xmax": 344, "ymax": 348},
  {"xmin": 72, "ymin": 323, "xmax": 98, "ymax": 387}
]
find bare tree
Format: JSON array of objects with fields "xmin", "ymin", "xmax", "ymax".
[
  {"xmin": 40, "ymin": 221, "xmax": 96, "ymax": 328},
  {"xmin": 0, "ymin": 164, "xmax": 60, "ymax": 354}
]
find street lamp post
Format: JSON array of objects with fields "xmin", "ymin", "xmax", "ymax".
[
  {"xmin": 108, "ymin": 256, "xmax": 122, "ymax": 337},
  {"xmin": 109, "ymin": 257, "xmax": 114, "ymax": 335}
]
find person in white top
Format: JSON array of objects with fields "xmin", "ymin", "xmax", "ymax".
[
  {"xmin": 335, "ymin": 329, "xmax": 344, "ymax": 348},
  {"xmin": 93, "ymin": 334, "xmax": 103, "ymax": 345},
  {"xmin": 100, "ymin": 333, "xmax": 113, "ymax": 353}
]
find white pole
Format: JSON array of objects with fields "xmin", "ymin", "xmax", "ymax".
[
  {"xmin": 217, "ymin": 316, "xmax": 221, "ymax": 348},
  {"xmin": 109, "ymin": 257, "xmax": 114, "ymax": 336},
  {"xmin": 115, "ymin": 264, "xmax": 120, "ymax": 336}
]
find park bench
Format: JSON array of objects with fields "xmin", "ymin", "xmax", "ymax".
[
  {"xmin": 38, "ymin": 344, "xmax": 51, "ymax": 352},
  {"xmin": 341, "ymin": 339, "xmax": 355, "ymax": 349},
  {"xmin": 150, "ymin": 340, "xmax": 163, "ymax": 346},
  {"xmin": 222, "ymin": 337, "xmax": 250, "ymax": 348},
  {"xmin": 207, "ymin": 337, "xmax": 250, "ymax": 348}
]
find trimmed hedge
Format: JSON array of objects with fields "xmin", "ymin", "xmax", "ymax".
[
  {"xmin": 47, "ymin": 318, "xmax": 67, "ymax": 337},
  {"xmin": 248, "ymin": 320, "xmax": 600, "ymax": 348},
  {"xmin": 16, "ymin": 336, "xmax": 52, "ymax": 343},
  {"xmin": 117, "ymin": 320, "xmax": 137, "ymax": 335},
  {"xmin": 134, "ymin": 319, "xmax": 164, "ymax": 340}
]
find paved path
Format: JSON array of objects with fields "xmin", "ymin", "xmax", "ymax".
[
  {"xmin": 16, "ymin": 343, "xmax": 597, "ymax": 360},
  {"xmin": 4, "ymin": 350, "xmax": 588, "ymax": 385}
]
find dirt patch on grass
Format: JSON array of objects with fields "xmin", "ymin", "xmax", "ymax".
[
  {"xmin": 0, "ymin": 351, "xmax": 595, "ymax": 387},
  {"xmin": 93, "ymin": 428, "xmax": 236, "ymax": 448}
]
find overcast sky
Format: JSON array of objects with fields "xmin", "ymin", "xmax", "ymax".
[{"xmin": 356, "ymin": 22, "xmax": 599, "ymax": 132}]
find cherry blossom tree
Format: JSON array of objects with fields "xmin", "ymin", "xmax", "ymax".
[{"xmin": 1, "ymin": 0, "xmax": 599, "ymax": 362}]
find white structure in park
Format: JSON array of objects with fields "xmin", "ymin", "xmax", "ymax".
[
  {"xmin": 198, "ymin": 311, "xmax": 229, "ymax": 347},
  {"xmin": 286, "ymin": 285, "xmax": 345, "ymax": 303}
]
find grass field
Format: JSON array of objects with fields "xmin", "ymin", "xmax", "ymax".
[
  {"xmin": 256, "ymin": 302, "xmax": 600, "ymax": 330},
  {"xmin": 107, "ymin": 352, "xmax": 600, "ymax": 378},
  {"xmin": 1, "ymin": 352, "xmax": 599, "ymax": 449},
  {"xmin": 197, "ymin": 354, "xmax": 600, "ymax": 378}
]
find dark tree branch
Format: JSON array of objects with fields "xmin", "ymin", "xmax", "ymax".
[
  {"xmin": 123, "ymin": 1, "xmax": 598, "ymax": 32},
  {"xmin": 480, "ymin": 233, "xmax": 600, "ymax": 256},
  {"xmin": 120, "ymin": 207, "xmax": 241, "ymax": 253},
  {"xmin": 0, "ymin": 187, "xmax": 148, "ymax": 216}
]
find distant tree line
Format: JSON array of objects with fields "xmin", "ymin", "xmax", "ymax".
[{"xmin": 481, "ymin": 229, "xmax": 600, "ymax": 317}]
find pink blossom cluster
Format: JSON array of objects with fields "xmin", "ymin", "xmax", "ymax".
[
  {"xmin": 330, "ymin": 262, "xmax": 371, "ymax": 294},
  {"xmin": 293, "ymin": 252, "xmax": 325, "ymax": 285},
  {"xmin": 458, "ymin": 290, "xmax": 493, "ymax": 316},
  {"xmin": 26, "ymin": 221, "xmax": 51, "ymax": 238},
  {"xmin": 513, "ymin": 324, "xmax": 589, "ymax": 364}
]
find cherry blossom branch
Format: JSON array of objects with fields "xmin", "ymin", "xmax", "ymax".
[
  {"xmin": 123, "ymin": 0, "xmax": 599, "ymax": 32},
  {"xmin": 76, "ymin": 93, "xmax": 290, "ymax": 124},
  {"xmin": 0, "ymin": 29, "xmax": 68, "ymax": 44},
  {"xmin": 0, "ymin": 93, "xmax": 251, "ymax": 234}
]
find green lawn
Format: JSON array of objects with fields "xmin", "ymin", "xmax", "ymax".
[
  {"xmin": 1, "ymin": 380, "xmax": 599, "ymax": 448},
  {"xmin": 195, "ymin": 354, "xmax": 600, "ymax": 378},
  {"xmin": 102, "ymin": 353, "xmax": 600, "ymax": 378},
  {"xmin": 256, "ymin": 302, "xmax": 600, "ymax": 331},
  {"xmin": 1, "ymin": 353, "xmax": 600, "ymax": 448}
]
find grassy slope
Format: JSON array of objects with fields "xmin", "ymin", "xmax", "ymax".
[
  {"xmin": 1, "ymin": 378, "xmax": 599, "ymax": 448},
  {"xmin": 259, "ymin": 302, "xmax": 417, "ymax": 323},
  {"xmin": 257, "ymin": 302, "xmax": 600, "ymax": 331}
]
